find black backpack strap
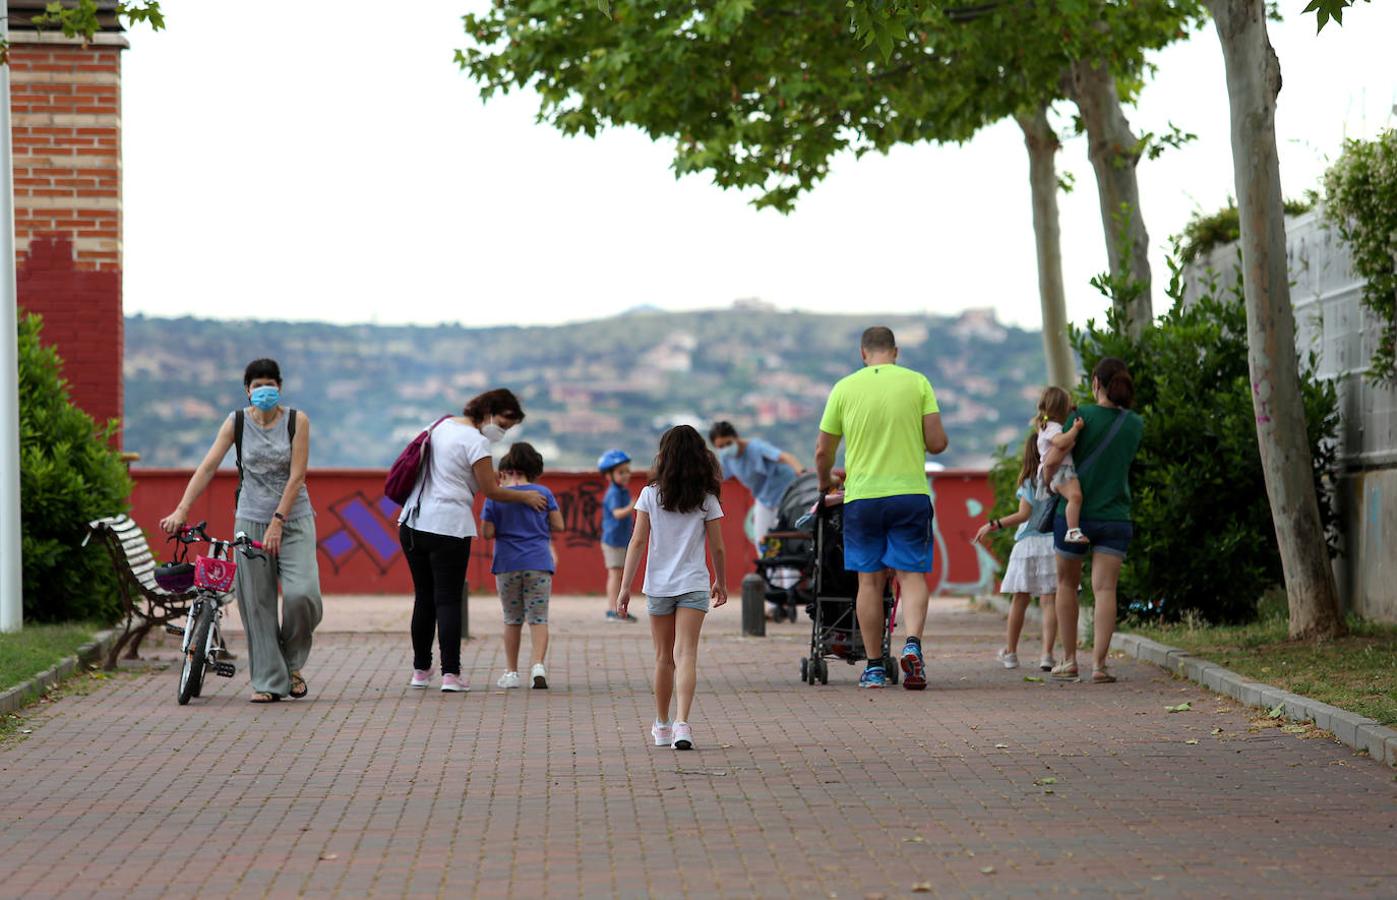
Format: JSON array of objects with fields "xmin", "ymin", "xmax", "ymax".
[
  {"xmin": 286, "ymin": 407, "xmax": 297, "ymax": 444},
  {"xmin": 233, "ymin": 409, "xmax": 245, "ymax": 506}
]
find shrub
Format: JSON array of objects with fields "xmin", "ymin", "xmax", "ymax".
[
  {"xmin": 18, "ymin": 313, "xmax": 132, "ymax": 623},
  {"xmin": 1076, "ymin": 260, "xmax": 1339, "ymax": 623},
  {"xmin": 986, "ymin": 259, "xmax": 1340, "ymax": 623}
]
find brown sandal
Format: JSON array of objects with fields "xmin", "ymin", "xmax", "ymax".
[
  {"xmin": 289, "ymin": 671, "xmax": 308, "ymax": 699},
  {"xmin": 250, "ymin": 692, "xmax": 280, "ymax": 703},
  {"xmin": 1092, "ymin": 668, "xmax": 1117, "ymax": 684}
]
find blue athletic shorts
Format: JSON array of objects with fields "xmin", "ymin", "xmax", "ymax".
[
  {"xmin": 842, "ymin": 495, "xmax": 934, "ymax": 574},
  {"xmin": 1053, "ymin": 515, "xmax": 1133, "ymax": 560}
]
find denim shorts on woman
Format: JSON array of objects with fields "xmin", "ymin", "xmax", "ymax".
[
  {"xmin": 1053, "ymin": 514, "xmax": 1133, "ymax": 560},
  {"xmin": 646, "ymin": 590, "xmax": 711, "ymax": 616}
]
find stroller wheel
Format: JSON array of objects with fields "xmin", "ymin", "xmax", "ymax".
[
  {"xmin": 800, "ymin": 657, "xmax": 809, "ymax": 683},
  {"xmin": 817, "ymin": 658, "xmax": 829, "ymax": 685}
]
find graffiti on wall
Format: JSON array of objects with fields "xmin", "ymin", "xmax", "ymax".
[
  {"xmin": 318, "ymin": 491, "xmax": 404, "ymax": 574},
  {"xmin": 553, "ymin": 478, "xmax": 607, "ymax": 547}
]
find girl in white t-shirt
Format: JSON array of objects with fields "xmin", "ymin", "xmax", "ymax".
[
  {"xmin": 617, "ymin": 425, "xmax": 727, "ymax": 751},
  {"xmin": 1036, "ymin": 386, "xmax": 1088, "ymax": 544}
]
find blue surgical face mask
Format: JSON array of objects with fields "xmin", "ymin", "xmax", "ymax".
[
  {"xmin": 716, "ymin": 442, "xmax": 738, "ymax": 460},
  {"xmin": 249, "ymin": 385, "xmax": 280, "ymax": 411}
]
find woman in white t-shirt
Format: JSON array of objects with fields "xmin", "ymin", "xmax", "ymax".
[
  {"xmin": 398, "ymin": 388, "xmax": 547, "ymax": 693},
  {"xmin": 617, "ymin": 425, "xmax": 727, "ymax": 751}
]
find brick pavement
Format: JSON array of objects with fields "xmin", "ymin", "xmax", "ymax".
[{"xmin": 1, "ymin": 596, "xmax": 1395, "ymax": 898}]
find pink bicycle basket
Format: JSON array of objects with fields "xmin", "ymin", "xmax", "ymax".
[{"xmin": 193, "ymin": 556, "xmax": 237, "ymax": 592}]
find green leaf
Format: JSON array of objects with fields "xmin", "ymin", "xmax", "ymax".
[
  {"xmin": 1165, "ymin": 702, "xmax": 1192, "ymax": 713},
  {"xmin": 1267, "ymin": 702, "xmax": 1285, "ymax": 719}
]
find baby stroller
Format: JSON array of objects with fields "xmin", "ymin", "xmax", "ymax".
[
  {"xmin": 758, "ymin": 476, "xmax": 899, "ymax": 685},
  {"xmin": 753, "ymin": 472, "xmax": 822, "ymax": 622}
]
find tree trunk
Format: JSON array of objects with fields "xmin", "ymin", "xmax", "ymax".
[
  {"xmin": 1068, "ymin": 57, "xmax": 1153, "ymax": 337},
  {"xmin": 1208, "ymin": 0, "xmax": 1345, "ymax": 640},
  {"xmin": 1017, "ymin": 106, "xmax": 1075, "ymax": 389}
]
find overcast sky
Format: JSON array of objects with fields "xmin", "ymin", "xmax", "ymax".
[{"xmin": 120, "ymin": 2, "xmax": 1397, "ymax": 333}]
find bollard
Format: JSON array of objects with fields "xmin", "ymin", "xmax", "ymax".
[{"xmin": 741, "ymin": 572, "xmax": 766, "ymax": 637}]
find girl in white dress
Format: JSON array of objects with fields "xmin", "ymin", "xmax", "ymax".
[{"xmin": 975, "ymin": 431, "xmax": 1060, "ymax": 671}]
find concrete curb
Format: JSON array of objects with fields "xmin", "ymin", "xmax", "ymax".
[
  {"xmin": 1108, "ymin": 631, "xmax": 1397, "ymax": 768},
  {"xmin": 974, "ymin": 596, "xmax": 1396, "ymax": 767},
  {"xmin": 0, "ymin": 627, "xmax": 122, "ymax": 717}
]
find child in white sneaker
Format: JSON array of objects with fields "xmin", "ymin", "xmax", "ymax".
[
  {"xmin": 481, "ymin": 443, "xmax": 563, "ymax": 690},
  {"xmin": 1036, "ymin": 386, "xmax": 1089, "ymax": 544},
  {"xmin": 975, "ymin": 431, "xmax": 1060, "ymax": 671},
  {"xmin": 616, "ymin": 425, "xmax": 727, "ymax": 750}
]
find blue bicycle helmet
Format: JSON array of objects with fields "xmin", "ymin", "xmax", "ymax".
[{"xmin": 597, "ymin": 449, "xmax": 631, "ymax": 472}]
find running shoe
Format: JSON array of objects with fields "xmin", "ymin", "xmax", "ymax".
[
  {"xmin": 996, "ymin": 649, "xmax": 1020, "ymax": 669},
  {"xmin": 530, "ymin": 663, "xmax": 548, "ymax": 689},
  {"xmin": 900, "ymin": 641, "xmax": 928, "ymax": 691},
  {"xmin": 859, "ymin": 666, "xmax": 887, "ymax": 689},
  {"xmin": 671, "ymin": 722, "xmax": 694, "ymax": 750},
  {"xmin": 1040, "ymin": 654, "xmax": 1056, "ymax": 672},
  {"xmin": 409, "ymin": 668, "xmax": 433, "ymax": 689},
  {"xmin": 496, "ymin": 670, "xmax": 520, "ymax": 689},
  {"xmin": 605, "ymin": 610, "xmax": 619, "ymax": 622},
  {"xmin": 440, "ymin": 673, "xmax": 469, "ymax": 693},
  {"xmin": 651, "ymin": 720, "xmax": 673, "ymax": 747}
]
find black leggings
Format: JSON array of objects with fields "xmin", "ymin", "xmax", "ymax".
[{"xmin": 400, "ymin": 525, "xmax": 471, "ymax": 676}]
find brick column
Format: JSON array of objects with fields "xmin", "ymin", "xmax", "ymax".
[{"xmin": 9, "ymin": 23, "xmax": 126, "ymax": 443}]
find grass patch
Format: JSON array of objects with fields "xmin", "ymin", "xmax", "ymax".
[
  {"xmin": 1129, "ymin": 614, "xmax": 1397, "ymax": 727},
  {"xmin": 0, "ymin": 622, "xmax": 100, "ymax": 693}
]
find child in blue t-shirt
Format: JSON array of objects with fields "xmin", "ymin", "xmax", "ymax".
[
  {"xmin": 597, "ymin": 449, "xmax": 636, "ymax": 622},
  {"xmin": 482, "ymin": 443, "xmax": 563, "ymax": 689}
]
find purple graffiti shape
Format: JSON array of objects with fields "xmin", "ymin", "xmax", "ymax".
[
  {"xmin": 341, "ymin": 497, "xmax": 402, "ymax": 566},
  {"xmin": 321, "ymin": 529, "xmax": 356, "ymax": 561}
]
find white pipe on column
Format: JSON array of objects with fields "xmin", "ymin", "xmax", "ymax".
[{"xmin": 0, "ymin": 0, "xmax": 24, "ymax": 633}]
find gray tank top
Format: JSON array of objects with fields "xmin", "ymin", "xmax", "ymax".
[{"xmin": 232, "ymin": 409, "xmax": 313, "ymax": 524}]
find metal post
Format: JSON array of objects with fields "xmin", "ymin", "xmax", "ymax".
[
  {"xmin": 0, "ymin": 1, "xmax": 24, "ymax": 634},
  {"xmin": 740, "ymin": 572, "xmax": 765, "ymax": 637}
]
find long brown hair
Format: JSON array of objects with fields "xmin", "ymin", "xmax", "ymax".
[
  {"xmin": 1036, "ymin": 386, "xmax": 1072, "ymax": 429},
  {"xmin": 1092, "ymin": 357, "xmax": 1136, "ymax": 409},
  {"xmin": 650, "ymin": 425, "xmax": 723, "ymax": 514},
  {"xmin": 1015, "ymin": 430, "xmax": 1042, "ymax": 489}
]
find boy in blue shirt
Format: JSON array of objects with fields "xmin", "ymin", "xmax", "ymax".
[
  {"xmin": 482, "ymin": 443, "xmax": 564, "ymax": 688},
  {"xmin": 597, "ymin": 449, "xmax": 637, "ymax": 622}
]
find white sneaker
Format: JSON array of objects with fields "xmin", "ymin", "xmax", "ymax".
[
  {"xmin": 530, "ymin": 663, "xmax": 548, "ymax": 690},
  {"xmin": 671, "ymin": 721, "xmax": 694, "ymax": 750},
  {"xmin": 410, "ymin": 668, "xmax": 433, "ymax": 688},
  {"xmin": 496, "ymin": 670, "xmax": 520, "ymax": 689},
  {"xmin": 1040, "ymin": 654, "xmax": 1056, "ymax": 672},
  {"xmin": 996, "ymin": 649, "xmax": 1019, "ymax": 669},
  {"xmin": 651, "ymin": 720, "xmax": 672, "ymax": 747}
]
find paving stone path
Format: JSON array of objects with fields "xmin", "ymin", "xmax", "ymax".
[{"xmin": 1, "ymin": 596, "xmax": 1394, "ymax": 898}]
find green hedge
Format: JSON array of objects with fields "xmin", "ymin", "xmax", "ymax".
[
  {"xmin": 18, "ymin": 313, "xmax": 132, "ymax": 623},
  {"xmin": 986, "ymin": 261, "xmax": 1339, "ymax": 623}
]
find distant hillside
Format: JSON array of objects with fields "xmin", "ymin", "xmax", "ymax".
[{"xmin": 123, "ymin": 307, "xmax": 1047, "ymax": 471}]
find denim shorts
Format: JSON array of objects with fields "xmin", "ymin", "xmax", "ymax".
[
  {"xmin": 647, "ymin": 590, "xmax": 711, "ymax": 616},
  {"xmin": 842, "ymin": 495, "xmax": 934, "ymax": 574},
  {"xmin": 1054, "ymin": 515, "xmax": 1133, "ymax": 560}
]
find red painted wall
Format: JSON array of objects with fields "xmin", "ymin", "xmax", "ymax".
[{"xmin": 127, "ymin": 469, "xmax": 996, "ymax": 596}]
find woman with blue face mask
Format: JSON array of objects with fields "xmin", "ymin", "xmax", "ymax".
[{"xmin": 159, "ymin": 358, "xmax": 323, "ymax": 703}]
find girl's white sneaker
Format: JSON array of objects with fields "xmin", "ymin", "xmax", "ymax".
[
  {"xmin": 530, "ymin": 663, "xmax": 548, "ymax": 689},
  {"xmin": 496, "ymin": 671, "xmax": 520, "ymax": 689},
  {"xmin": 996, "ymin": 648, "xmax": 1019, "ymax": 669},
  {"xmin": 671, "ymin": 722, "xmax": 694, "ymax": 750},
  {"xmin": 410, "ymin": 668, "xmax": 433, "ymax": 688},
  {"xmin": 651, "ymin": 721, "xmax": 673, "ymax": 747}
]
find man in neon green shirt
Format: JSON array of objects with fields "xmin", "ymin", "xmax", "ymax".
[{"xmin": 814, "ymin": 326, "xmax": 948, "ymax": 690}]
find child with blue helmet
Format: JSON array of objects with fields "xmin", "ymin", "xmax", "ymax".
[{"xmin": 598, "ymin": 449, "xmax": 637, "ymax": 622}]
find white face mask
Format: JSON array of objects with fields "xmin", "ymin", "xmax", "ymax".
[{"xmin": 480, "ymin": 420, "xmax": 507, "ymax": 444}]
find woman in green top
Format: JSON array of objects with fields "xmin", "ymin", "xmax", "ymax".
[{"xmin": 1047, "ymin": 357, "xmax": 1144, "ymax": 684}]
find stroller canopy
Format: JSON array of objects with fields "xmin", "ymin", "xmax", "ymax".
[{"xmin": 775, "ymin": 472, "xmax": 822, "ymax": 533}]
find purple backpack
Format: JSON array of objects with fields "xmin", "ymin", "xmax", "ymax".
[{"xmin": 385, "ymin": 416, "xmax": 451, "ymax": 507}]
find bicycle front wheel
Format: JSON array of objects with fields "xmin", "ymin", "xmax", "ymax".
[{"xmin": 177, "ymin": 603, "xmax": 212, "ymax": 706}]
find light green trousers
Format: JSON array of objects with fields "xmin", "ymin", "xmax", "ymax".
[{"xmin": 233, "ymin": 516, "xmax": 324, "ymax": 697}]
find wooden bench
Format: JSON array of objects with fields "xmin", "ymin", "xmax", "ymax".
[{"xmin": 85, "ymin": 515, "xmax": 197, "ymax": 669}]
